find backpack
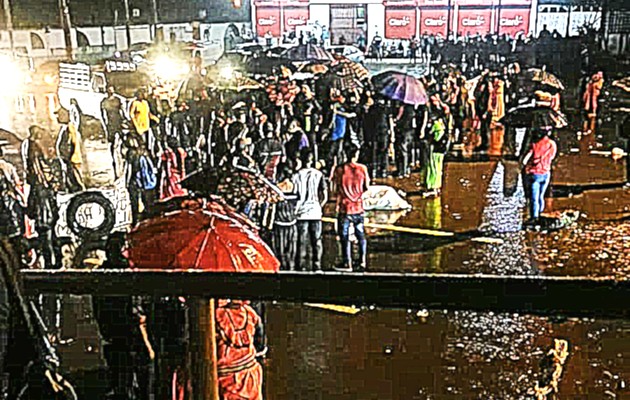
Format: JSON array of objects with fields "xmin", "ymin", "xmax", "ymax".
[{"xmin": 135, "ymin": 154, "xmax": 157, "ymax": 190}]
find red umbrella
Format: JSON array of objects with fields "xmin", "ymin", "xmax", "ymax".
[{"xmin": 127, "ymin": 202, "xmax": 279, "ymax": 272}]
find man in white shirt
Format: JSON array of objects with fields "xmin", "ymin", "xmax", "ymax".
[{"xmin": 292, "ymin": 151, "xmax": 327, "ymax": 272}]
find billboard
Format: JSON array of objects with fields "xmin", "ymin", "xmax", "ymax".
[
  {"xmin": 419, "ymin": 8, "xmax": 449, "ymax": 37},
  {"xmin": 284, "ymin": 6, "xmax": 310, "ymax": 32},
  {"xmin": 457, "ymin": 8, "xmax": 493, "ymax": 36},
  {"xmin": 385, "ymin": 7, "xmax": 417, "ymax": 39},
  {"xmin": 256, "ymin": 7, "xmax": 281, "ymax": 37},
  {"xmin": 497, "ymin": 7, "xmax": 531, "ymax": 36}
]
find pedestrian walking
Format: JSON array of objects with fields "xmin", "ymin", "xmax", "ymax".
[
  {"xmin": 0, "ymin": 145, "xmax": 25, "ymax": 247},
  {"xmin": 327, "ymin": 95, "xmax": 356, "ymax": 173},
  {"xmin": 55, "ymin": 109, "xmax": 85, "ymax": 192},
  {"xmin": 101, "ymin": 86, "xmax": 126, "ymax": 179},
  {"xmin": 521, "ymin": 127, "xmax": 557, "ymax": 222},
  {"xmin": 333, "ymin": 146, "xmax": 369, "ymax": 271},
  {"xmin": 423, "ymin": 110, "xmax": 450, "ymax": 196},
  {"xmin": 394, "ymin": 104, "xmax": 415, "ymax": 178},
  {"xmin": 292, "ymin": 152, "xmax": 327, "ymax": 272},
  {"xmin": 130, "ymin": 90, "xmax": 160, "ymax": 159},
  {"xmin": 92, "ymin": 233, "xmax": 155, "ymax": 400},
  {"xmin": 22, "ymin": 126, "xmax": 58, "ymax": 270},
  {"xmin": 582, "ymin": 71, "xmax": 604, "ymax": 134},
  {"xmin": 272, "ymin": 164, "xmax": 298, "ymax": 271},
  {"xmin": 158, "ymin": 136, "xmax": 188, "ymax": 201}
]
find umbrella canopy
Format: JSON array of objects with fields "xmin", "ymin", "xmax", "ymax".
[
  {"xmin": 372, "ymin": 71, "xmax": 428, "ymax": 106},
  {"xmin": 327, "ymin": 57, "xmax": 370, "ymax": 91},
  {"xmin": 299, "ymin": 63, "xmax": 329, "ymax": 75},
  {"xmin": 524, "ymin": 68, "xmax": 565, "ymax": 91},
  {"xmin": 181, "ymin": 166, "xmax": 285, "ymax": 207},
  {"xmin": 283, "ymin": 44, "xmax": 335, "ymax": 62},
  {"xmin": 127, "ymin": 203, "xmax": 279, "ymax": 271},
  {"xmin": 330, "ymin": 56, "xmax": 370, "ymax": 81},
  {"xmin": 500, "ymin": 104, "xmax": 568, "ymax": 129}
]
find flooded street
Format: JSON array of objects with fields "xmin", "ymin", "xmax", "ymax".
[{"xmin": 266, "ymin": 304, "xmax": 629, "ymax": 399}]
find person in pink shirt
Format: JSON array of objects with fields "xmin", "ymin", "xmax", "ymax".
[
  {"xmin": 333, "ymin": 147, "xmax": 370, "ymax": 271},
  {"xmin": 521, "ymin": 127, "xmax": 557, "ymax": 220}
]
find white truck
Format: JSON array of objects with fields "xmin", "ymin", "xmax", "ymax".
[{"xmin": 57, "ymin": 60, "xmax": 149, "ymax": 128}]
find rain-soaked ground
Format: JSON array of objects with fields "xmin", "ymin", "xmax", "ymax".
[{"xmin": 1, "ymin": 88, "xmax": 628, "ymax": 398}]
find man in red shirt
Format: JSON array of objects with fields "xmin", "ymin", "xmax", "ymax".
[
  {"xmin": 521, "ymin": 127, "xmax": 557, "ymax": 221},
  {"xmin": 334, "ymin": 147, "xmax": 370, "ymax": 271}
]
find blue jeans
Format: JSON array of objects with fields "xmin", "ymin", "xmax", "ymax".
[
  {"xmin": 527, "ymin": 173, "xmax": 550, "ymax": 219},
  {"xmin": 338, "ymin": 214, "xmax": 367, "ymax": 268}
]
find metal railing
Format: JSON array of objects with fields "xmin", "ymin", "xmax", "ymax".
[{"xmin": 20, "ymin": 270, "xmax": 630, "ymax": 319}]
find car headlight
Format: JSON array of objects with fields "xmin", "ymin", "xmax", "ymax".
[{"xmin": 153, "ymin": 57, "xmax": 189, "ymax": 80}]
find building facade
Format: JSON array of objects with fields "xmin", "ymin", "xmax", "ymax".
[{"xmin": 253, "ymin": 0, "xmax": 536, "ymax": 45}]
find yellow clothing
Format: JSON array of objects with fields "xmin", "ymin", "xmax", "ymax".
[
  {"xmin": 490, "ymin": 80, "xmax": 505, "ymax": 122},
  {"xmin": 130, "ymin": 99, "xmax": 152, "ymax": 134},
  {"xmin": 68, "ymin": 122, "xmax": 83, "ymax": 165}
]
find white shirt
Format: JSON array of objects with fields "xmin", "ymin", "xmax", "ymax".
[{"xmin": 292, "ymin": 168, "xmax": 325, "ymax": 221}]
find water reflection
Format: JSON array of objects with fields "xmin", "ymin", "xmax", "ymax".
[{"xmin": 266, "ymin": 304, "xmax": 629, "ymax": 399}]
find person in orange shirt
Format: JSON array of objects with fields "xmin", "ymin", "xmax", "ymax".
[
  {"xmin": 216, "ymin": 299, "xmax": 266, "ymax": 400},
  {"xmin": 582, "ymin": 71, "xmax": 604, "ymax": 133}
]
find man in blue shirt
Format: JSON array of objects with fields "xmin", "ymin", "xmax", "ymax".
[{"xmin": 327, "ymin": 96, "xmax": 356, "ymax": 173}]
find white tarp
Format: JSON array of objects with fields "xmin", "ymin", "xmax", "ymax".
[{"xmin": 362, "ymin": 185, "xmax": 411, "ymax": 211}]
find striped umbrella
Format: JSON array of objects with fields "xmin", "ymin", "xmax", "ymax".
[
  {"xmin": 524, "ymin": 68, "xmax": 565, "ymax": 91},
  {"xmin": 372, "ymin": 71, "xmax": 428, "ymax": 106},
  {"xmin": 330, "ymin": 56, "xmax": 370, "ymax": 82}
]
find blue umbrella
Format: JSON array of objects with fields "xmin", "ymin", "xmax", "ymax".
[{"xmin": 372, "ymin": 71, "xmax": 428, "ymax": 106}]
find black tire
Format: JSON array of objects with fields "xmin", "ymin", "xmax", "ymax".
[{"xmin": 66, "ymin": 191, "xmax": 115, "ymax": 239}]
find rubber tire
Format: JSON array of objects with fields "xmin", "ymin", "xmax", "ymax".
[{"xmin": 65, "ymin": 191, "xmax": 116, "ymax": 239}]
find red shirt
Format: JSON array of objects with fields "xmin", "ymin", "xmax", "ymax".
[
  {"xmin": 525, "ymin": 136, "xmax": 557, "ymax": 175},
  {"xmin": 334, "ymin": 162, "xmax": 369, "ymax": 215}
]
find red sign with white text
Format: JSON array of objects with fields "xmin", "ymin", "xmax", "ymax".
[
  {"xmin": 256, "ymin": 7, "xmax": 281, "ymax": 37},
  {"xmin": 419, "ymin": 8, "xmax": 449, "ymax": 37},
  {"xmin": 283, "ymin": 7, "xmax": 309, "ymax": 32},
  {"xmin": 385, "ymin": 7, "xmax": 417, "ymax": 39},
  {"xmin": 497, "ymin": 7, "xmax": 530, "ymax": 37},
  {"xmin": 457, "ymin": 8, "xmax": 493, "ymax": 37}
]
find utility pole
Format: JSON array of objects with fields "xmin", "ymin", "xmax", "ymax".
[
  {"xmin": 2, "ymin": 0, "xmax": 14, "ymax": 54},
  {"xmin": 150, "ymin": 0, "xmax": 158, "ymax": 41},
  {"xmin": 58, "ymin": 0, "xmax": 73, "ymax": 60},
  {"xmin": 123, "ymin": 0, "xmax": 132, "ymax": 49}
]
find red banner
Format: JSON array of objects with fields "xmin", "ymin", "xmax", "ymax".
[
  {"xmin": 284, "ymin": 7, "xmax": 309, "ymax": 32},
  {"xmin": 497, "ymin": 8, "xmax": 530, "ymax": 37},
  {"xmin": 457, "ymin": 8, "xmax": 493, "ymax": 37},
  {"xmin": 385, "ymin": 7, "xmax": 417, "ymax": 39},
  {"xmin": 256, "ymin": 7, "xmax": 281, "ymax": 37},
  {"xmin": 419, "ymin": 8, "xmax": 449, "ymax": 37}
]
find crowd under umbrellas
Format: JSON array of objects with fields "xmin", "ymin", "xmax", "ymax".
[{"xmin": 0, "ymin": 37, "xmax": 628, "ymax": 400}]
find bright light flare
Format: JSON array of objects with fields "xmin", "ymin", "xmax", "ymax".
[
  {"xmin": 152, "ymin": 56, "xmax": 189, "ymax": 80},
  {"xmin": 0, "ymin": 55, "xmax": 26, "ymax": 95},
  {"xmin": 220, "ymin": 66, "xmax": 233, "ymax": 80}
]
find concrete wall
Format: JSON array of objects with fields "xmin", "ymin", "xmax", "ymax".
[{"xmin": 367, "ymin": 3, "xmax": 385, "ymax": 45}]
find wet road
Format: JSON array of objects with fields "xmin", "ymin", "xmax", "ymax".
[{"xmin": 265, "ymin": 304, "xmax": 629, "ymax": 399}]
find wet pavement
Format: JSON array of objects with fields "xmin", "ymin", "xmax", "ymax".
[
  {"xmin": 1, "ymin": 86, "xmax": 629, "ymax": 399},
  {"xmin": 265, "ymin": 304, "xmax": 629, "ymax": 399}
]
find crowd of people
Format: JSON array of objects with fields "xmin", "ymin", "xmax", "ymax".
[{"xmin": 0, "ymin": 26, "xmax": 627, "ymax": 398}]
